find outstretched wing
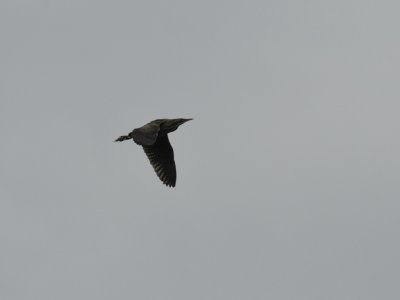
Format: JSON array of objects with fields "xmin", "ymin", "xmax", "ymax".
[
  {"xmin": 131, "ymin": 122, "xmax": 160, "ymax": 146},
  {"xmin": 142, "ymin": 135, "xmax": 176, "ymax": 187}
]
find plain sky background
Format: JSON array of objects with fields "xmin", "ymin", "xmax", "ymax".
[{"xmin": 1, "ymin": 0, "xmax": 400, "ymax": 299}]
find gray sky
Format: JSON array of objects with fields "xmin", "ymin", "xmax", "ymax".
[{"xmin": 1, "ymin": 0, "xmax": 400, "ymax": 299}]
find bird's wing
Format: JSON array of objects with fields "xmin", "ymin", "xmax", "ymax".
[
  {"xmin": 131, "ymin": 122, "xmax": 160, "ymax": 146},
  {"xmin": 142, "ymin": 135, "xmax": 176, "ymax": 187}
]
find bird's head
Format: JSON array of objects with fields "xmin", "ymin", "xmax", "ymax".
[
  {"xmin": 163, "ymin": 118, "xmax": 192, "ymax": 133},
  {"xmin": 177, "ymin": 118, "xmax": 193, "ymax": 125}
]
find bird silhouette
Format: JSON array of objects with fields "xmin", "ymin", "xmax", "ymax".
[{"xmin": 115, "ymin": 118, "xmax": 192, "ymax": 187}]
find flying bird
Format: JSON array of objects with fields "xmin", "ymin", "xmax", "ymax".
[{"xmin": 115, "ymin": 118, "xmax": 192, "ymax": 187}]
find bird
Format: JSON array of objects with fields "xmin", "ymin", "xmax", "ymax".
[{"xmin": 115, "ymin": 118, "xmax": 192, "ymax": 187}]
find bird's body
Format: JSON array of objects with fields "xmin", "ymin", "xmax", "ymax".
[{"xmin": 115, "ymin": 118, "xmax": 192, "ymax": 187}]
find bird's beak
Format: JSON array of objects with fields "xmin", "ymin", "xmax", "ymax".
[{"xmin": 182, "ymin": 118, "xmax": 193, "ymax": 123}]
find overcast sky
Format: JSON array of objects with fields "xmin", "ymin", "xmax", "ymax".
[{"xmin": 1, "ymin": 1, "xmax": 400, "ymax": 299}]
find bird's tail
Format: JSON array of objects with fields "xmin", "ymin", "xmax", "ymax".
[{"xmin": 114, "ymin": 134, "xmax": 131, "ymax": 142}]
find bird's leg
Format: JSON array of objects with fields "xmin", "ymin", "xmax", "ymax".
[{"xmin": 114, "ymin": 134, "xmax": 131, "ymax": 142}]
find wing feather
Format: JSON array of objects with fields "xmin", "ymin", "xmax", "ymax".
[
  {"xmin": 131, "ymin": 122, "xmax": 160, "ymax": 146},
  {"xmin": 142, "ymin": 135, "xmax": 176, "ymax": 187}
]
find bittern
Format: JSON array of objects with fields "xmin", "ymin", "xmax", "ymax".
[{"xmin": 115, "ymin": 118, "xmax": 192, "ymax": 187}]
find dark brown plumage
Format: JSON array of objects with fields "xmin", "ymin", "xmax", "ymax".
[{"xmin": 115, "ymin": 118, "xmax": 192, "ymax": 187}]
